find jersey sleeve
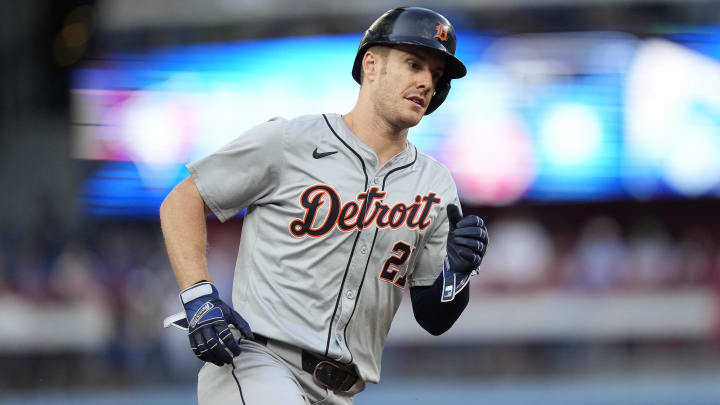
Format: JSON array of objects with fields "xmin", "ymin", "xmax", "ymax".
[
  {"xmin": 186, "ymin": 119, "xmax": 286, "ymax": 222},
  {"xmin": 408, "ymin": 172, "xmax": 461, "ymax": 288}
]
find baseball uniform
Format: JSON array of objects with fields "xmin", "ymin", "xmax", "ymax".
[
  {"xmin": 162, "ymin": 7, "xmax": 488, "ymax": 405},
  {"xmin": 186, "ymin": 113, "xmax": 460, "ymax": 401}
]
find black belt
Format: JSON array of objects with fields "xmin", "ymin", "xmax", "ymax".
[
  {"xmin": 251, "ymin": 334, "xmax": 268, "ymax": 346},
  {"xmin": 251, "ymin": 334, "xmax": 358, "ymax": 392},
  {"xmin": 300, "ymin": 348, "xmax": 358, "ymax": 392}
]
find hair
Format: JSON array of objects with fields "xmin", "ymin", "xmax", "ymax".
[{"xmin": 359, "ymin": 45, "xmax": 391, "ymax": 85}]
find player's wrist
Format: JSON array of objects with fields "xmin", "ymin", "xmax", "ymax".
[{"xmin": 180, "ymin": 280, "xmax": 218, "ymax": 304}]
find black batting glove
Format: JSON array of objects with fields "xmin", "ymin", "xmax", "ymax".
[
  {"xmin": 180, "ymin": 281, "xmax": 253, "ymax": 367},
  {"xmin": 446, "ymin": 204, "xmax": 489, "ymax": 274}
]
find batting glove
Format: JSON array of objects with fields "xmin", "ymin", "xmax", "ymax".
[
  {"xmin": 446, "ymin": 204, "xmax": 489, "ymax": 274},
  {"xmin": 180, "ymin": 281, "xmax": 253, "ymax": 366}
]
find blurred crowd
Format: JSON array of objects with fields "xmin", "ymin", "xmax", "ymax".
[
  {"xmin": 479, "ymin": 212, "xmax": 720, "ymax": 293},
  {"xmin": 1, "ymin": 206, "xmax": 720, "ymax": 390}
]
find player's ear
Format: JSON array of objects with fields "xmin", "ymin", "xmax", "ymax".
[{"xmin": 361, "ymin": 48, "xmax": 380, "ymax": 83}]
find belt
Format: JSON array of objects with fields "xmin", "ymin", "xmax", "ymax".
[
  {"xmin": 251, "ymin": 334, "xmax": 359, "ymax": 392},
  {"xmin": 251, "ymin": 334, "xmax": 268, "ymax": 346},
  {"xmin": 300, "ymin": 348, "xmax": 359, "ymax": 392}
]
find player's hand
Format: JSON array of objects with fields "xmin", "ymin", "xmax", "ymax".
[
  {"xmin": 446, "ymin": 204, "xmax": 489, "ymax": 274},
  {"xmin": 180, "ymin": 281, "xmax": 253, "ymax": 367}
]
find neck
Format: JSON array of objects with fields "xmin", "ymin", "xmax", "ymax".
[{"xmin": 342, "ymin": 105, "xmax": 408, "ymax": 167}]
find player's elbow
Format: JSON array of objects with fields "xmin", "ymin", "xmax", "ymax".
[
  {"xmin": 411, "ymin": 300, "xmax": 459, "ymax": 336},
  {"xmin": 427, "ymin": 328, "xmax": 446, "ymax": 336},
  {"xmin": 410, "ymin": 283, "xmax": 469, "ymax": 337},
  {"xmin": 418, "ymin": 320, "xmax": 452, "ymax": 336},
  {"xmin": 415, "ymin": 312, "xmax": 459, "ymax": 336}
]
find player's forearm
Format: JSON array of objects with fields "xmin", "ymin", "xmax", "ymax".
[
  {"xmin": 160, "ymin": 177, "xmax": 213, "ymax": 290},
  {"xmin": 409, "ymin": 273, "xmax": 469, "ymax": 336}
]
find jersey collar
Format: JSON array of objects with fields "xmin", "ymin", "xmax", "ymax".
[{"xmin": 327, "ymin": 113, "xmax": 414, "ymax": 169}]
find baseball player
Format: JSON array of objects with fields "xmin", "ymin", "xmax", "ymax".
[{"xmin": 160, "ymin": 7, "xmax": 488, "ymax": 404}]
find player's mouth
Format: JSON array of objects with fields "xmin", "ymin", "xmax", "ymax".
[{"xmin": 405, "ymin": 95, "xmax": 426, "ymax": 108}]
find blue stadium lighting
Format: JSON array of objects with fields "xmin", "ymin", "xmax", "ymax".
[
  {"xmin": 81, "ymin": 162, "xmax": 189, "ymax": 217},
  {"xmin": 524, "ymin": 76, "xmax": 624, "ymax": 201},
  {"xmin": 72, "ymin": 29, "xmax": 720, "ymax": 216}
]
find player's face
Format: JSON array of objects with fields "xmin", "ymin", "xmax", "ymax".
[{"xmin": 372, "ymin": 45, "xmax": 445, "ymax": 129}]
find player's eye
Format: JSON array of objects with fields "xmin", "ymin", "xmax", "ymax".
[{"xmin": 408, "ymin": 60, "xmax": 421, "ymax": 70}]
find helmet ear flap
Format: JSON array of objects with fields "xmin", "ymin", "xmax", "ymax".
[{"xmin": 425, "ymin": 79, "xmax": 450, "ymax": 115}]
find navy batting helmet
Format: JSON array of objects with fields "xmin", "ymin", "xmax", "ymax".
[{"xmin": 352, "ymin": 7, "xmax": 467, "ymax": 115}]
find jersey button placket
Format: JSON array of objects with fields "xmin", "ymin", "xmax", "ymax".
[
  {"xmin": 333, "ymin": 231, "xmax": 372, "ymax": 361},
  {"xmin": 333, "ymin": 240, "xmax": 364, "ymax": 361}
]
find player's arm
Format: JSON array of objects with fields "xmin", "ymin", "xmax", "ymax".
[
  {"xmin": 410, "ymin": 204, "xmax": 488, "ymax": 336},
  {"xmin": 159, "ymin": 176, "xmax": 213, "ymax": 289},
  {"xmin": 160, "ymin": 176, "xmax": 253, "ymax": 366},
  {"xmin": 410, "ymin": 276, "xmax": 469, "ymax": 336}
]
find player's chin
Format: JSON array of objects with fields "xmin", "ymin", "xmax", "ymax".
[
  {"xmin": 398, "ymin": 105, "xmax": 425, "ymax": 127},
  {"xmin": 400, "ymin": 110, "xmax": 424, "ymax": 128}
]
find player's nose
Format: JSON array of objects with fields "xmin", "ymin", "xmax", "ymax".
[{"xmin": 414, "ymin": 68, "xmax": 433, "ymax": 93}]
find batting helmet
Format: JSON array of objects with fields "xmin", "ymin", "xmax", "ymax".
[{"xmin": 352, "ymin": 7, "xmax": 467, "ymax": 115}]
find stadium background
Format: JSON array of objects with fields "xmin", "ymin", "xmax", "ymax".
[{"xmin": 2, "ymin": 0, "xmax": 720, "ymax": 403}]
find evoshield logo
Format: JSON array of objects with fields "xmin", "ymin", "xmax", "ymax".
[{"xmin": 190, "ymin": 302, "xmax": 214, "ymax": 328}]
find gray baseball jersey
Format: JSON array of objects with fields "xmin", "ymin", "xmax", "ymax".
[{"xmin": 187, "ymin": 113, "xmax": 460, "ymax": 383}]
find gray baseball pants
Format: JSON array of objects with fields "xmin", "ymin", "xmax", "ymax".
[{"xmin": 197, "ymin": 335, "xmax": 361, "ymax": 404}]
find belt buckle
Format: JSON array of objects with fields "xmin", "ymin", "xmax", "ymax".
[{"xmin": 312, "ymin": 360, "xmax": 337, "ymax": 389}]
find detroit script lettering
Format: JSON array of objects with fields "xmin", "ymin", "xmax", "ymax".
[{"xmin": 289, "ymin": 185, "xmax": 441, "ymax": 237}]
